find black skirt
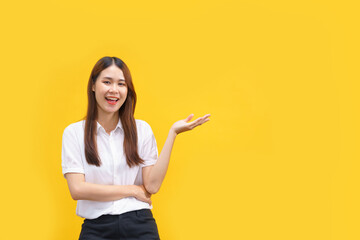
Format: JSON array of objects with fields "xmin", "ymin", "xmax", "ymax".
[{"xmin": 78, "ymin": 209, "xmax": 160, "ymax": 240}]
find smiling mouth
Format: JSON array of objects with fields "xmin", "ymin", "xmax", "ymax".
[{"xmin": 105, "ymin": 97, "xmax": 119, "ymax": 105}]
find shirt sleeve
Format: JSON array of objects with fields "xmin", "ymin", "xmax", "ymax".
[
  {"xmin": 140, "ymin": 122, "xmax": 158, "ymax": 168},
  {"xmin": 61, "ymin": 124, "xmax": 85, "ymax": 178}
]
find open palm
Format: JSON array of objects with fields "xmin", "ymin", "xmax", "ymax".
[{"xmin": 171, "ymin": 113, "xmax": 211, "ymax": 134}]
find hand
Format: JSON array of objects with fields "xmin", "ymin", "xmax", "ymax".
[
  {"xmin": 133, "ymin": 185, "xmax": 152, "ymax": 205},
  {"xmin": 171, "ymin": 113, "xmax": 211, "ymax": 135}
]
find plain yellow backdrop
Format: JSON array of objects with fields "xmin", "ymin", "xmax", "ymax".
[{"xmin": 0, "ymin": 0, "xmax": 359, "ymax": 239}]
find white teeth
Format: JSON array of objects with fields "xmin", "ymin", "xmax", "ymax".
[{"xmin": 106, "ymin": 97, "xmax": 118, "ymax": 100}]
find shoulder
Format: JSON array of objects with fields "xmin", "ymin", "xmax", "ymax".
[
  {"xmin": 135, "ymin": 119, "xmax": 151, "ymax": 128},
  {"xmin": 135, "ymin": 119, "xmax": 155, "ymax": 136},
  {"xmin": 63, "ymin": 120, "xmax": 85, "ymax": 136}
]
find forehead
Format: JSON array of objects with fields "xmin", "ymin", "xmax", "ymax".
[{"xmin": 99, "ymin": 65, "xmax": 124, "ymax": 78}]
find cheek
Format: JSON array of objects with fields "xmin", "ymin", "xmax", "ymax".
[
  {"xmin": 95, "ymin": 91, "xmax": 105, "ymax": 102},
  {"xmin": 122, "ymin": 89, "xmax": 128, "ymax": 97}
]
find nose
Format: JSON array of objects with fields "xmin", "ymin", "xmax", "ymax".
[{"xmin": 109, "ymin": 83, "xmax": 117, "ymax": 92}]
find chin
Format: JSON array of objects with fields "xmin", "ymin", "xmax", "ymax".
[{"xmin": 106, "ymin": 108, "xmax": 120, "ymax": 113}]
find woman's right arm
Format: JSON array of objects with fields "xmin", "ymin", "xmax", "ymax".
[{"xmin": 65, "ymin": 173, "xmax": 152, "ymax": 205}]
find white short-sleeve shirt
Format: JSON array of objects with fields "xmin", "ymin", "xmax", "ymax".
[{"xmin": 61, "ymin": 118, "xmax": 158, "ymax": 219}]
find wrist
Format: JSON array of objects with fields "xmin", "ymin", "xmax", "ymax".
[
  {"xmin": 128, "ymin": 185, "xmax": 138, "ymax": 198},
  {"xmin": 169, "ymin": 128, "xmax": 178, "ymax": 137}
]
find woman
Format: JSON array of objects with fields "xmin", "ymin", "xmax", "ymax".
[{"xmin": 61, "ymin": 56, "xmax": 210, "ymax": 239}]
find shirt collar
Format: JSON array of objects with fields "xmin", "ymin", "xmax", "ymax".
[{"xmin": 96, "ymin": 118, "xmax": 123, "ymax": 133}]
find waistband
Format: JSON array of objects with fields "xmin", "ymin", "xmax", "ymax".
[{"xmin": 85, "ymin": 208, "xmax": 152, "ymax": 222}]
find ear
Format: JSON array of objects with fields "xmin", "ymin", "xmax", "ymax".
[{"xmin": 92, "ymin": 85, "xmax": 95, "ymax": 92}]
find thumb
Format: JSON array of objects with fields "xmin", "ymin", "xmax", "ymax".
[{"xmin": 185, "ymin": 113, "xmax": 194, "ymax": 122}]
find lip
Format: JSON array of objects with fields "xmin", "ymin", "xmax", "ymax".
[
  {"xmin": 106, "ymin": 99, "xmax": 118, "ymax": 105},
  {"xmin": 105, "ymin": 96, "xmax": 119, "ymax": 100},
  {"xmin": 105, "ymin": 96, "xmax": 119, "ymax": 105}
]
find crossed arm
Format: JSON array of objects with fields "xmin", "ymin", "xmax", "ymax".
[
  {"xmin": 65, "ymin": 173, "xmax": 152, "ymax": 204},
  {"xmin": 65, "ymin": 114, "xmax": 210, "ymax": 202}
]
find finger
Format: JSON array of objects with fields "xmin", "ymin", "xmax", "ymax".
[
  {"xmin": 189, "ymin": 121, "xmax": 202, "ymax": 129},
  {"xmin": 193, "ymin": 117, "xmax": 210, "ymax": 127},
  {"xmin": 200, "ymin": 115, "xmax": 211, "ymax": 123},
  {"xmin": 188, "ymin": 114, "xmax": 210, "ymax": 127},
  {"xmin": 189, "ymin": 117, "xmax": 202, "ymax": 126},
  {"xmin": 185, "ymin": 113, "xmax": 194, "ymax": 122},
  {"xmin": 188, "ymin": 114, "xmax": 210, "ymax": 123},
  {"xmin": 201, "ymin": 117, "xmax": 211, "ymax": 124},
  {"xmin": 199, "ymin": 119, "xmax": 209, "ymax": 126},
  {"xmin": 196, "ymin": 116, "xmax": 207, "ymax": 124}
]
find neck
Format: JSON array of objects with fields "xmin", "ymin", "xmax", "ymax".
[{"xmin": 96, "ymin": 110, "xmax": 119, "ymax": 132}]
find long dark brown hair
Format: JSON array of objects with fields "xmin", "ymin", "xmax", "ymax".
[{"xmin": 83, "ymin": 56, "xmax": 145, "ymax": 168}]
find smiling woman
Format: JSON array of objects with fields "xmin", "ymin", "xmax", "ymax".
[
  {"xmin": 92, "ymin": 65, "xmax": 127, "ymax": 116},
  {"xmin": 61, "ymin": 56, "xmax": 211, "ymax": 239}
]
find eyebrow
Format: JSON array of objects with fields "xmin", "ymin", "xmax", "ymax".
[{"xmin": 103, "ymin": 76, "xmax": 125, "ymax": 81}]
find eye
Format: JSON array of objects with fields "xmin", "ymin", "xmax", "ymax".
[
  {"xmin": 119, "ymin": 83, "xmax": 125, "ymax": 86},
  {"xmin": 104, "ymin": 81, "xmax": 110, "ymax": 84}
]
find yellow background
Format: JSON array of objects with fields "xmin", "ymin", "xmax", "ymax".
[{"xmin": 0, "ymin": 0, "xmax": 359, "ymax": 239}]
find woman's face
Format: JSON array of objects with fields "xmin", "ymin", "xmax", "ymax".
[{"xmin": 92, "ymin": 64, "xmax": 128, "ymax": 116}]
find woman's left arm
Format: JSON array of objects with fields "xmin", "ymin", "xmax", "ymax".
[{"xmin": 143, "ymin": 113, "xmax": 211, "ymax": 194}]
